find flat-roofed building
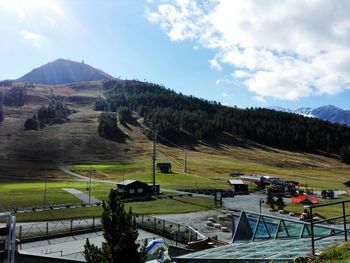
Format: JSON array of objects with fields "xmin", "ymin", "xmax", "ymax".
[{"xmin": 227, "ymin": 179, "xmax": 248, "ymax": 193}]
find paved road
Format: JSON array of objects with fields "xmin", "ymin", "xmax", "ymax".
[
  {"xmin": 58, "ymin": 164, "xmax": 207, "ymax": 195},
  {"xmin": 62, "ymin": 188, "xmax": 101, "ymax": 205},
  {"xmin": 58, "ymin": 165, "xmax": 117, "ymax": 184}
]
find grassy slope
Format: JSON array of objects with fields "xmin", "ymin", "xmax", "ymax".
[{"xmin": 1, "ymin": 81, "xmax": 350, "ymax": 220}]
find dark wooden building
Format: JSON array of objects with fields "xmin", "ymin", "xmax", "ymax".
[
  {"xmin": 116, "ymin": 179, "xmax": 159, "ymax": 199},
  {"xmin": 157, "ymin": 163, "xmax": 172, "ymax": 173}
]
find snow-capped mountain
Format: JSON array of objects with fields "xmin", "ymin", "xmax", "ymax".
[
  {"xmin": 268, "ymin": 105, "xmax": 350, "ymax": 127},
  {"xmin": 294, "ymin": 107, "xmax": 314, "ymax": 117}
]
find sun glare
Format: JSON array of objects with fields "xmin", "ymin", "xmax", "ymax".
[{"xmin": 0, "ymin": 0, "xmax": 63, "ymax": 16}]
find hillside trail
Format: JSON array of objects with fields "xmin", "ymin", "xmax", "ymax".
[{"xmin": 58, "ymin": 164, "xmax": 117, "ymax": 184}]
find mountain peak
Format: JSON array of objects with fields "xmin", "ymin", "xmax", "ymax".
[
  {"xmin": 267, "ymin": 105, "xmax": 350, "ymax": 127},
  {"xmin": 17, "ymin": 58, "xmax": 112, "ymax": 85}
]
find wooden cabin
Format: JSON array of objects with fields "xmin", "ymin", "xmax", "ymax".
[{"xmin": 157, "ymin": 163, "xmax": 172, "ymax": 173}]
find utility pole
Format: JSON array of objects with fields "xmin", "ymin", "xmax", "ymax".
[
  {"xmin": 183, "ymin": 146, "xmax": 188, "ymax": 173},
  {"xmin": 89, "ymin": 165, "xmax": 92, "ymax": 205},
  {"xmin": 43, "ymin": 166, "xmax": 47, "ymax": 210},
  {"xmin": 152, "ymin": 124, "xmax": 158, "ymax": 195}
]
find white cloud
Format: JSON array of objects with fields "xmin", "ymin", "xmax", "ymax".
[
  {"xmin": 221, "ymin": 92, "xmax": 228, "ymax": 97},
  {"xmin": 215, "ymin": 78, "xmax": 235, "ymax": 85},
  {"xmin": 253, "ymin": 96, "xmax": 266, "ymax": 103},
  {"xmin": 147, "ymin": 0, "xmax": 350, "ymax": 101},
  {"xmin": 209, "ymin": 58, "xmax": 222, "ymax": 71},
  {"xmin": 19, "ymin": 30, "xmax": 48, "ymax": 47}
]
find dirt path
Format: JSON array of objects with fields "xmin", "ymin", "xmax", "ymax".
[{"xmin": 62, "ymin": 188, "xmax": 101, "ymax": 205}]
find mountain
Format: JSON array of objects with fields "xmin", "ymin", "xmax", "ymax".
[
  {"xmin": 16, "ymin": 58, "xmax": 112, "ymax": 85},
  {"xmin": 269, "ymin": 105, "xmax": 350, "ymax": 127},
  {"xmin": 311, "ymin": 105, "xmax": 350, "ymax": 126},
  {"xmin": 294, "ymin": 107, "xmax": 314, "ymax": 117}
]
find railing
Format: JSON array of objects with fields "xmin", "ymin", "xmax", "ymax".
[
  {"xmin": 306, "ymin": 200, "xmax": 350, "ymax": 256},
  {"xmin": 135, "ymin": 214, "xmax": 202, "ymax": 245},
  {"xmin": 17, "ymin": 215, "xmax": 203, "ymax": 245},
  {"xmin": 17, "ymin": 217, "xmax": 100, "ymax": 241}
]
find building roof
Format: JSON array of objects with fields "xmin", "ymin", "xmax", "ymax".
[
  {"xmin": 227, "ymin": 179, "xmax": 245, "ymax": 185},
  {"xmin": 157, "ymin": 163, "xmax": 171, "ymax": 167},
  {"xmin": 117, "ymin": 179, "xmax": 137, "ymax": 186}
]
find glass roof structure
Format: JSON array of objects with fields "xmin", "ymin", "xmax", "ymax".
[{"xmin": 175, "ymin": 211, "xmax": 346, "ymax": 262}]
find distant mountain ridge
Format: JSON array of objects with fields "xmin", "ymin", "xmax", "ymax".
[
  {"xmin": 17, "ymin": 58, "xmax": 112, "ymax": 85},
  {"xmin": 269, "ymin": 105, "xmax": 350, "ymax": 127}
]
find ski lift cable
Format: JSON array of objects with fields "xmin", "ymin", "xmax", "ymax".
[{"xmin": 157, "ymin": 149, "xmax": 183, "ymax": 168}]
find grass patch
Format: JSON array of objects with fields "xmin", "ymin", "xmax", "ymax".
[
  {"xmin": 310, "ymin": 242, "xmax": 350, "ymax": 263},
  {"xmin": 284, "ymin": 195, "xmax": 350, "ymax": 218},
  {"xmin": 14, "ymin": 196, "xmax": 215, "ymax": 222},
  {"xmin": 0, "ymin": 181, "xmax": 114, "ymax": 211}
]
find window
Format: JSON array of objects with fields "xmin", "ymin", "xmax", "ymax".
[
  {"xmin": 137, "ymin": 188, "xmax": 143, "ymax": 193},
  {"xmin": 129, "ymin": 188, "xmax": 135, "ymax": 194}
]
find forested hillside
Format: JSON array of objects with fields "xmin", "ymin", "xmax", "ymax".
[
  {"xmin": 0, "ymin": 85, "xmax": 28, "ymax": 107},
  {"xmin": 96, "ymin": 79, "xmax": 350, "ymax": 162}
]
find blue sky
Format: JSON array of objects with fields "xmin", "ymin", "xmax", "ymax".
[{"xmin": 1, "ymin": 0, "xmax": 350, "ymax": 110}]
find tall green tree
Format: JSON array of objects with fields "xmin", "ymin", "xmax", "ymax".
[
  {"xmin": 84, "ymin": 190, "xmax": 146, "ymax": 263},
  {"xmin": 266, "ymin": 188, "xmax": 275, "ymax": 210},
  {"xmin": 341, "ymin": 145, "xmax": 350, "ymax": 164},
  {"xmin": 275, "ymin": 194, "xmax": 285, "ymax": 211}
]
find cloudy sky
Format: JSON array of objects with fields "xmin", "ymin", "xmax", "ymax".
[{"xmin": 1, "ymin": 0, "xmax": 350, "ymax": 109}]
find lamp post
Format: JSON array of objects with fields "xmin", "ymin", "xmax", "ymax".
[
  {"xmin": 259, "ymin": 198, "xmax": 264, "ymax": 214},
  {"xmin": 89, "ymin": 165, "xmax": 92, "ymax": 205}
]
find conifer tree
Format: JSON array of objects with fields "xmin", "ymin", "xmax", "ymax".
[
  {"xmin": 266, "ymin": 188, "xmax": 275, "ymax": 210},
  {"xmin": 275, "ymin": 194, "xmax": 285, "ymax": 211},
  {"xmin": 84, "ymin": 190, "xmax": 146, "ymax": 263},
  {"xmin": 341, "ymin": 145, "xmax": 350, "ymax": 164},
  {"xmin": 0, "ymin": 102, "xmax": 4, "ymax": 123}
]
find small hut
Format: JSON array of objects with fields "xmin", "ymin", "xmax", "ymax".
[
  {"xmin": 157, "ymin": 163, "xmax": 172, "ymax": 173},
  {"xmin": 228, "ymin": 179, "xmax": 248, "ymax": 193}
]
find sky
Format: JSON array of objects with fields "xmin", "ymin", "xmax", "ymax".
[{"xmin": 1, "ymin": 0, "xmax": 350, "ymax": 110}]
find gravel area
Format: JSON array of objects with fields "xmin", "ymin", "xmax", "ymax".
[{"xmin": 156, "ymin": 192, "xmax": 296, "ymax": 242}]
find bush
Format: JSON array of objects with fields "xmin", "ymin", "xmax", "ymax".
[{"xmin": 24, "ymin": 115, "xmax": 39, "ymax": 130}]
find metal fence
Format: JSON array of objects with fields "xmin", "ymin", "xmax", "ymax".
[
  {"xmin": 17, "ymin": 215, "xmax": 202, "ymax": 245},
  {"xmin": 17, "ymin": 217, "xmax": 101, "ymax": 241},
  {"xmin": 135, "ymin": 214, "xmax": 200, "ymax": 245}
]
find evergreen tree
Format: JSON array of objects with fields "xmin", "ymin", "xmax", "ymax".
[
  {"xmin": 275, "ymin": 194, "xmax": 285, "ymax": 211},
  {"xmin": 24, "ymin": 115, "xmax": 39, "ymax": 130},
  {"xmin": 0, "ymin": 102, "xmax": 4, "ymax": 123},
  {"xmin": 94, "ymin": 96, "xmax": 109, "ymax": 111},
  {"xmin": 98, "ymin": 112, "xmax": 120, "ymax": 138},
  {"xmin": 266, "ymin": 188, "xmax": 275, "ymax": 210},
  {"xmin": 341, "ymin": 145, "xmax": 350, "ymax": 164},
  {"xmin": 84, "ymin": 190, "xmax": 146, "ymax": 263},
  {"xmin": 118, "ymin": 106, "xmax": 132, "ymax": 124}
]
